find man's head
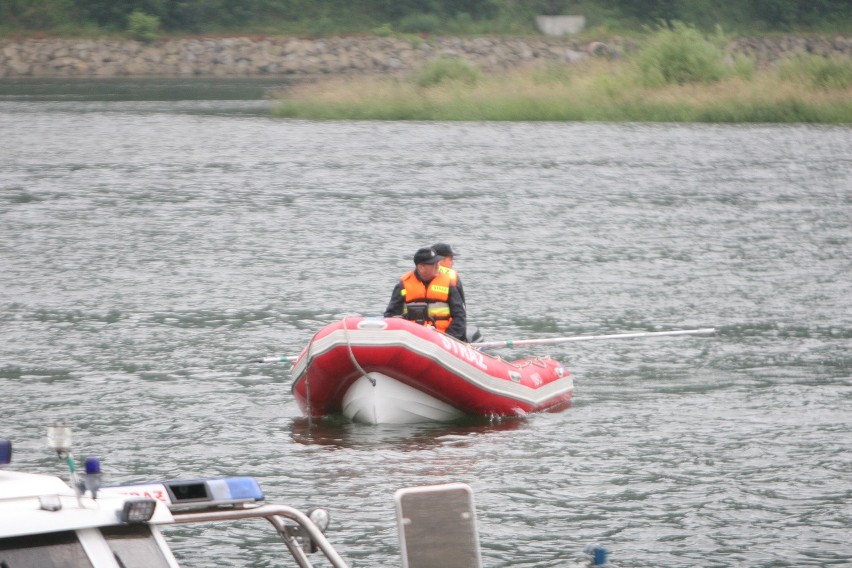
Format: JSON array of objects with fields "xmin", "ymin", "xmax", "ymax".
[
  {"xmin": 413, "ymin": 247, "xmax": 443, "ymax": 280},
  {"xmin": 432, "ymin": 243, "xmax": 456, "ymax": 268}
]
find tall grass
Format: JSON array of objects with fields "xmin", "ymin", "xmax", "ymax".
[
  {"xmin": 273, "ymin": 26, "xmax": 852, "ymax": 124},
  {"xmin": 275, "ymin": 63, "xmax": 852, "ymax": 124},
  {"xmin": 777, "ymin": 54, "xmax": 852, "ymax": 89},
  {"xmin": 273, "ymin": 58, "xmax": 852, "ymax": 123}
]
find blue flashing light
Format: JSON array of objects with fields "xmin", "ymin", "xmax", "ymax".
[
  {"xmin": 85, "ymin": 456, "xmax": 101, "ymax": 474},
  {"xmin": 214, "ymin": 477, "xmax": 265, "ymax": 502},
  {"xmin": 0, "ymin": 440, "xmax": 11, "ymax": 465}
]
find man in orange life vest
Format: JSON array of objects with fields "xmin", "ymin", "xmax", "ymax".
[{"xmin": 384, "ymin": 247, "xmax": 467, "ymax": 341}]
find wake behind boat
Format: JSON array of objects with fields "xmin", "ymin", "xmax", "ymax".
[{"xmin": 290, "ymin": 317, "xmax": 574, "ymax": 424}]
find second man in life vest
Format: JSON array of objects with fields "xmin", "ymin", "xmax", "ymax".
[
  {"xmin": 432, "ymin": 242, "xmax": 465, "ymax": 307},
  {"xmin": 384, "ymin": 247, "xmax": 467, "ymax": 341}
]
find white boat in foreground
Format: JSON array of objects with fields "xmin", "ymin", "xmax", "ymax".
[
  {"xmin": 0, "ymin": 425, "xmax": 346, "ymax": 568},
  {"xmin": 0, "ymin": 426, "xmax": 612, "ymax": 567}
]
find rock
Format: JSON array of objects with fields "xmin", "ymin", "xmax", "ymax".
[
  {"xmin": 8, "ymin": 57, "xmax": 31, "ymax": 75},
  {"xmin": 0, "ymin": 35, "xmax": 848, "ymax": 78},
  {"xmin": 564, "ymin": 49, "xmax": 585, "ymax": 63},
  {"xmin": 587, "ymin": 41, "xmax": 609, "ymax": 56}
]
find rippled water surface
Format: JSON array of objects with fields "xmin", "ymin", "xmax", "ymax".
[{"xmin": 1, "ymin": 80, "xmax": 850, "ymax": 567}]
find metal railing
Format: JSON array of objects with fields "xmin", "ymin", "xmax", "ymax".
[{"xmin": 168, "ymin": 504, "xmax": 349, "ymax": 568}]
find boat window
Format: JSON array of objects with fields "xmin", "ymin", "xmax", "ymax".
[
  {"xmin": 100, "ymin": 525, "xmax": 173, "ymax": 568},
  {"xmin": 0, "ymin": 531, "xmax": 94, "ymax": 568}
]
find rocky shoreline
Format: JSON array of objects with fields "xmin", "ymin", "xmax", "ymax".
[{"xmin": 1, "ymin": 35, "xmax": 850, "ymax": 78}]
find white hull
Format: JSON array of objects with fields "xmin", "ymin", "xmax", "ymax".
[{"xmin": 342, "ymin": 373, "xmax": 466, "ymax": 425}]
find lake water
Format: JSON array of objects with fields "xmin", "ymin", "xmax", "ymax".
[{"xmin": 1, "ymin": 79, "xmax": 850, "ymax": 567}]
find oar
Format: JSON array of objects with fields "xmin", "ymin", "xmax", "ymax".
[
  {"xmin": 475, "ymin": 328, "xmax": 716, "ymax": 349},
  {"xmin": 253, "ymin": 328, "xmax": 716, "ymax": 362}
]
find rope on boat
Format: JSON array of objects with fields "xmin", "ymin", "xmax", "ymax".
[
  {"xmin": 304, "ymin": 329, "xmax": 315, "ymax": 422},
  {"xmin": 302, "ymin": 324, "xmax": 332, "ymax": 423},
  {"xmin": 342, "ymin": 316, "xmax": 375, "ymax": 386}
]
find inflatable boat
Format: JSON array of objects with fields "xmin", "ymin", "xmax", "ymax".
[{"xmin": 290, "ymin": 317, "xmax": 574, "ymax": 424}]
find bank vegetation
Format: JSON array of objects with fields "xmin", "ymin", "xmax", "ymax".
[
  {"xmin": 2, "ymin": 0, "xmax": 850, "ymax": 39},
  {"xmin": 272, "ymin": 24, "xmax": 852, "ymax": 123}
]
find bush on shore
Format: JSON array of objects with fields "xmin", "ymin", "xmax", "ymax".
[
  {"xmin": 127, "ymin": 11, "xmax": 160, "ymax": 42},
  {"xmin": 635, "ymin": 22, "xmax": 725, "ymax": 86},
  {"xmin": 414, "ymin": 57, "xmax": 482, "ymax": 88}
]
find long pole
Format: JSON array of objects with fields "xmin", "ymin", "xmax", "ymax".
[
  {"xmin": 475, "ymin": 328, "xmax": 716, "ymax": 349},
  {"xmin": 254, "ymin": 328, "xmax": 716, "ymax": 363}
]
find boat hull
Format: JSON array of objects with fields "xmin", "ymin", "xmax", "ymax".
[
  {"xmin": 342, "ymin": 373, "xmax": 467, "ymax": 424},
  {"xmin": 290, "ymin": 317, "xmax": 574, "ymax": 424}
]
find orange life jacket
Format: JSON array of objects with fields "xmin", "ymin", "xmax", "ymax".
[
  {"xmin": 400, "ymin": 271, "xmax": 453, "ymax": 332},
  {"xmin": 438, "ymin": 264, "xmax": 458, "ymax": 286}
]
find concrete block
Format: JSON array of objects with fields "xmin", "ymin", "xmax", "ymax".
[{"xmin": 535, "ymin": 15, "xmax": 586, "ymax": 36}]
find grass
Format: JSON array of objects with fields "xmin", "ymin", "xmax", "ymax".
[
  {"xmin": 273, "ymin": 23, "xmax": 852, "ymax": 124},
  {"xmin": 272, "ymin": 59, "xmax": 852, "ymax": 123}
]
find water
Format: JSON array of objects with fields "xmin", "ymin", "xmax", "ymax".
[{"xmin": 1, "ymin": 79, "xmax": 850, "ymax": 567}]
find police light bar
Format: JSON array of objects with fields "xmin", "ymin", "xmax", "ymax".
[{"xmin": 102, "ymin": 477, "xmax": 265, "ymax": 510}]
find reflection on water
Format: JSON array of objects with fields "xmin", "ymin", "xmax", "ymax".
[
  {"xmin": 0, "ymin": 77, "xmax": 293, "ymax": 102},
  {"xmin": 289, "ymin": 415, "xmax": 529, "ymax": 450}
]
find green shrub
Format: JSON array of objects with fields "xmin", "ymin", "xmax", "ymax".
[
  {"xmin": 414, "ymin": 57, "xmax": 482, "ymax": 88},
  {"xmin": 127, "ymin": 11, "xmax": 160, "ymax": 42},
  {"xmin": 635, "ymin": 21, "xmax": 725, "ymax": 86},
  {"xmin": 728, "ymin": 54, "xmax": 757, "ymax": 81},
  {"xmin": 397, "ymin": 13, "xmax": 442, "ymax": 34},
  {"xmin": 777, "ymin": 55, "xmax": 852, "ymax": 89},
  {"xmin": 372, "ymin": 22, "xmax": 394, "ymax": 37},
  {"xmin": 1, "ymin": 0, "xmax": 76, "ymax": 30},
  {"xmin": 444, "ymin": 12, "xmax": 474, "ymax": 34}
]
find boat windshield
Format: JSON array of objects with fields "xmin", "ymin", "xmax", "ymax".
[
  {"xmin": 100, "ymin": 525, "xmax": 174, "ymax": 568},
  {"xmin": 0, "ymin": 531, "xmax": 94, "ymax": 568}
]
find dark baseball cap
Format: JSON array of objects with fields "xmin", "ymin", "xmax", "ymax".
[
  {"xmin": 413, "ymin": 247, "xmax": 443, "ymax": 265},
  {"xmin": 431, "ymin": 243, "xmax": 456, "ymax": 257}
]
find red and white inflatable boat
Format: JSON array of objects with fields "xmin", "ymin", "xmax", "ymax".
[{"xmin": 290, "ymin": 317, "xmax": 574, "ymax": 424}]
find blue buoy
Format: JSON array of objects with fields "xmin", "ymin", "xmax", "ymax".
[{"xmin": 583, "ymin": 543, "xmax": 609, "ymax": 566}]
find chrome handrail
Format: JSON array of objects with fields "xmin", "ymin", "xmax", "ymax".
[{"xmin": 167, "ymin": 504, "xmax": 349, "ymax": 568}]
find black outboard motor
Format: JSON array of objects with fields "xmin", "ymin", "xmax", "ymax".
[{"xmin": 465, "ymin": 325, "xmax": 483, "ymax": 343}]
